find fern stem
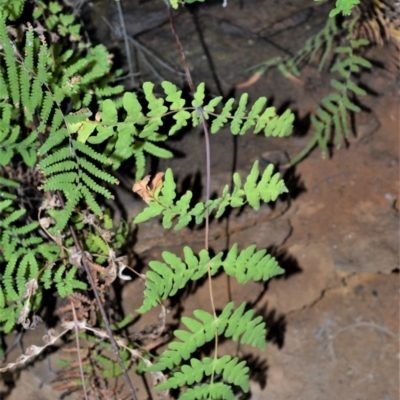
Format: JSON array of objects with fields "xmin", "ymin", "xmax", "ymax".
[
  {"xmin": 289, "ymin": 134, "xmax": 318, "ymax": 166},
  {"xmin": 167, "ymin": 1, "xmax": 216, "ymax": 320},
  {"xmin": 71, "ymin": 299, "xmax": 89, "ymax": 400},
  {"xmin": 167, "ymin": 2, "xmax": 194, "ymax": 93}
]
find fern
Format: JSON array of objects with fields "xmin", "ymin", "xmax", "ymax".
[
  {"xmin": 156, "ymin": 355, "xmax": 250, "ymax": 393},
  {"xmin": 179, "ymin": 382, "xmax": 236, "ymax": 400},
  {"xmin": 0, "ymin": 2, "xmax": 293, "ymax": 398},
  {"xmin": 143, "ymin": 302, "xmax": 265, "ymax": 398},
  {"xmin": 148, "ymin": 302, "xmax": 265, "ymax": 371},
  {"xmin": 0, "ymin": 192, "xmax": 86, "ymax": 333},
  {"xmin": 134, "ymin": 161, "xmax": 288, "ymax": 228},
  {"xmin": 41, "ymin": 265, "xmax": 86, "ymax": 297},
  {"xmin": 307, "ymin": 37, "xmax": 371, "ymax": 159},
  {"xmin": 329, "ymin": 0, "xmax": 361, "ymax": 17},
  {"xmin": 38, "ymin": 138, "xmax": 118, "ymax": 229},
  {"xmin": 138, "ymin": 244, "xmax": 283, "ymax": 314},
  {"xmin": 249, "ymin": 4, "xmax": 373, "ymax": 165},
  {"xmin": 0, "ymin": 17, "xmax": 122, "ymax": 225}
]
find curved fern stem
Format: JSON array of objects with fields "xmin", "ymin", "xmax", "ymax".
[{"xmin": 289, "ymin": 134, "xmax": 319, "ymax": 166}]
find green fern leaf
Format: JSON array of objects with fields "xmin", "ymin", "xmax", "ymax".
[
  {"xmin": 192, "ymin": 82, "xmax": 205, "ymax": 108},
  {"xmin": 158, "ymin": 168, "xmax": 177, "ymax": 207},
  {"xmin": 203, "ymin": 96, "xmax": 223, "ymax": 114},
  {"xmin": 80, "ymin": 171, "xmax": 113, "ymax": 199},
  {"xmin": 39, "ymin": 146, "xmax": 72, "ymax": 169},
  {"xmin": 211, "ymin": 98, "xmax": 234, "ymax": 134},
  {"xmin": 39, "ymin": 127, "xmax": 69, "ymax": 155},
  {"xmin": 0, "ymin": 19, "xmax": 20, "ymax": 107},
  {"xmin": 143, "ymin": 141, "xmax": 173, "ymax": 159},
  {"xmin": 162, "ymin": 81, "xmax": 185, "ymax": 110},
  {"xmin": 133, "ymin": 201, "xmax": 164, "ymax": 224},
  {"xmin": 78, "ymin": 157, "xmax": 117, "ymax": 184},
  {"xmin": 86, "ymin": 124, "xmax": 113, "ymax": 145},
  {"xmin": 148, "ymin": 302, "xmax": 265, "ymax": 371},
  {"xmin": 156, "ymin": 355, "xmax": 249, "ymax": 393},
  {"xmin": 101, "ymin": 99, "xmax": 118, "ymax": 125},
  {"xmin": 123, "ymin": 91, "xmax": 145, "ymax": 124},
  {"xmin": 1, "ymin": 208, "xmax": 26, "ymax": 226},
  {"xmin": 222, "ymin": 302, "xmax": 266, "ymax": 350},
  {"xmin": 180, "ymin": 382, "xmax": 234, "ymax": 400},
  {"xmin": 244, "ymin": 161, "xmax": 261, "ymax": 210},
  {"xmin": 143, "ymin": 81, "xmax": 168, "ymax": 117},
  {"xmin": 169, "ymin": 109, "xmax": 191, "ymax": 136},
  {"xmin": 230, "ymin": 93, "xmax": 248, "ymax": 135},
  {"xmin": 133, "ymin": 150, "xmax": 146, "ymax": 180},
  {"xmin": 72, "ymin": 139, "xmax": 110, "ymax": 164},
  {"xmin": 239, "ymin": 97, "xmax": 266, "ymax": 134}
]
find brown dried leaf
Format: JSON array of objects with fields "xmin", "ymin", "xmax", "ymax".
[
  {"xmin": 236, "ymin": 72, "xmax": 262, "ymax": 89},
  {"xmin": 39, "ymin": 217, "xmax": 54, "ymax": 228},
  {"xmin": 22, "ymin": 278, "xmax": 38, "ymax": 299},
  {"xmin": 132, "ymin": 172, "xmax": 164, "ymax": 204},
  {"xmin": 132, "ymin": 175, "xmax": 151, "ymax": 203}
]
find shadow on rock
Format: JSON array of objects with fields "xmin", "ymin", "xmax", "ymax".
[
  {"xmin": 274, "ymin": 247, "xmax": 303, "ymax": 280},
  {"xmin": 242, "ymin": 354, "xmax": 269, "ymax": 390}
]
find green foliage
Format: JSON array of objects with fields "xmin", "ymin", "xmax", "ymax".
[
  {"xmin": 156, "ymin": 355, "xmax": 250, "ymax": 393},
  {"xmin": 0, "ymin": 1, "xmax": 293, "ymax": 398},
  {"xmin": 328, "ymin": 0, "xmax": 360, "ymax": 17},
  {"xmin": 149, "ymin": 301, "xmax": 266, "ymax": 369},
  {"xmin": 138, "ymin": 243, "xmax": 283, "ymax": 314},
  {"xmin": 0, "ymin": 0, "xmax": 25, "ymax": 20},
  {"xmin": 0, "ymin": 187, "xmax": 87, "ymax": 333},
  {"xmin": 311, "ymin": 38, "xmax": 371, "ymax": 157},
  {"xmin": 134, "ymin": 161, "xmax": 288, "ymax": 228},
  {"xmin": 250, "ymin": 6, "xmax": 372, "ymax": 165},
  {"xmin": 145, "ymin": 302, "xmax": 265, "ymax": 397}
]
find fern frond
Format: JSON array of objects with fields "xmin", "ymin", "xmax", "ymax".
[
  {"xmin": 80, "ymin": 171, "xmax": 113, "ymax": 199},
  {"xmin": 0, "ymin": 19, "xmax": 20, "ymax": 107},
  {"xmin": 148, "ymin": 302, "xmax": 266, "ymax": 371},
  {"xmin": 137, "ymin": 244, "xmax": 283, "ymax": 313},
  {"xmin": 133, "ymin": 150, "xmax": 146, "ymax": 180},
  {"xmin": 210, "ymin": 98, "xmax": 234, "ymax": 133},
  {"xmin": 52, "ymin": 266, "xmax": 87, "ymax": 297},
  {"xmin": 0, "ymin": 194, "xmax": 88, "ymax": 332},
  {"xmin": 308, "ymin": 38, "xmax": 370, "ymax": 157},
  {"xmin": 179, "ymin": 382, "xmax": 234, "ymax": 400},
  {"xmin": 78, "ymin": 157, "xmax": 117, "ymax": 184},
  {"xmin": 134, "ymin": 162, "xmax": 287, "ymax": 228},
  {"xmin": 156, "ymin": 355, "xmax": 249, "ymax": 393},
  {"xmin": 79, "ymin": 185, "xmax": 102, "ymax": 215},
  {"xmin": 72, "ymin": 140, "xmax": 110, "ymax": 164},
  {"xmin": 162, "ymin": 81, "xmax": 185, "ymax": 110}
]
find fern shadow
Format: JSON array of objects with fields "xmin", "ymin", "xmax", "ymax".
[
  {"xmin": 257, "ymin": 304, "xmax": 287, "ymax": 349},
  {"xmin": 179, "ymin": 171, "xmax": 204, "ymax": 208},
  {"xmin": 281, "ymin": 165, "xmax": 307, "ymax": 201},
  {"xmin": 274, "ymin": 247, "xmax": 303, "ymax": 280},
  {"xmin": 241, "ymin": 354, "xmax": 269, "ymax": 390},
  {"xmin": 292, "ymin": 111, "xmax": 312, "ymax": 138}
]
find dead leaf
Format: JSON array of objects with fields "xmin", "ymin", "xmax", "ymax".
[
  {"xmin": 236, "ymin": 72, "xmax": 262, "ymax": 89},
  {"xmin": 133, "ymin": 172, "xmax": 164, "ymax": 204},
  {"xmin": 285, "ymin": 72, "xmax": 305, "ymax": 85}
]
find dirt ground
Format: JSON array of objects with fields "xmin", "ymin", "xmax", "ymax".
[{"xmin": 1, "ymin": 0, "xmax": 399, "ymax": 399}]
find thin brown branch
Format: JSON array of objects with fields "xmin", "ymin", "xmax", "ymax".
[
  {"xmin": 56, "ymin": 192, "xmax": 138, "ymax": 400},
  {"xmin": 70, "ymin": 299, "xmax": 89, "ymax": 400}
]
